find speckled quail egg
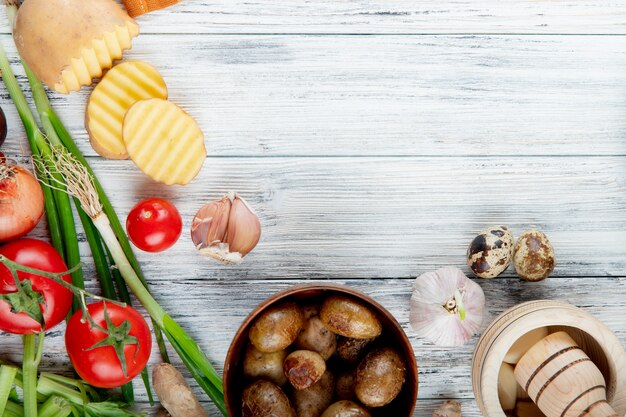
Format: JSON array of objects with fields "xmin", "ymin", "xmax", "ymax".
[
  {"xmin": 467, "ymin": 226, "xmax": 514, "ymax": 278},
  {"xmin": 513, "ymin": 230, "xmax": 555, "ymax": 282}
]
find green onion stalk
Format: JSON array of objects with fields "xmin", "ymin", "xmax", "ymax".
[
  {"xmin": 39, "ymin": 148, "xmax": 226, "ymax": 415},
  {"xmin": 3, "ymin": 2, "xmax": 83, "ymax": 310},
  {"xmin": 0, "ymin": 45, "xmax": 48, "ymax": 416},
  {"xmin": 37, "ymin": 396, "xmax": 71, "ymax": 417},
  {"xmin": 4, "ymin": 400, "xmax": 24, "ymax": 417},
  {"xmin": 0, "ymin": 365, "xmax": 18, "ymax": 414},
  {"xmin": 11, "ymin": 28, "xmax": 170, "ymax": 372},
  {"xmin": 2, "ymin": 1, "xmax": 164, "ymax": 403},
  {"xmin": 24, "ymin": 67, "xmax": 170, "ymax": 364},
  {"xmin": 0, "ymin": 39, "xmax": 125, "ymax": 412},
  {"xmin": 0, "ymin": 365, "xmax": 144, "ymax": 417}
]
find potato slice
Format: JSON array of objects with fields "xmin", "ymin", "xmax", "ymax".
[
  {"xmin": 87, "ymin": 61, "xmax": 167, "ymax": 159},
  {"xmin": 123, "ymin": 99, "xmax": 206, "ymax": 185},
  {"xmin": 15, "ymin": 0, "xmax": 139, "ymax": 94}
]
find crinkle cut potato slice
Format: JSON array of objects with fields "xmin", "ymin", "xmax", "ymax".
[
  {"xmin": 86, "ymin": 61, "xmax": 168, "ymax": 159},
  {"xmin": 14, "ymin": 0, "xmax": 139, "ymax": 94},
  {"xmin": 123, "ymin": 99, "xmax": 206, "ymax": 186}
]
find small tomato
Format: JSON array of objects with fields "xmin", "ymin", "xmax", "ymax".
[
  {"xmin": 126, "ymin": 198, "xmax": 182, "ymax": 252},
  {"xmin": 65, "ymin": 301, "xmax": 152, "ymax": 388},
  {"xmin": 0, "ymin": 238, "xmax": 72, "ymax": 334}
]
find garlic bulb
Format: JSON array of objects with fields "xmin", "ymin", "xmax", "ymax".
[
  {"xmin": 190, "ymin": 192, "xmax": 261, "ymax": 264},
  {"xmin": 410, "ymin": 267, "xmax": 485, "ymax": 347}
]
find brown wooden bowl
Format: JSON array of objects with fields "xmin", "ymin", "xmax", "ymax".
[{"xmin": 224, "ymin": 283, "xmax": 418, "ymax": 417}]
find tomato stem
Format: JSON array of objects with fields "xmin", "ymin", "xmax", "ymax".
[{"xmin": 22, "ymin": 333, "xmax": 43, "ymax": 417}]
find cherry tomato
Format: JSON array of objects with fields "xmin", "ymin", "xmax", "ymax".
[
  {"xmin": 126, "ymin": 198, "xmax": 182, "ymax": 252},
  {"xmin": 0, "ymin": 238, "xmax": 72, "ymax": 334},
  {"xmin": 65, "ymin": 301, "xmax": 152, "ymax": 388}
]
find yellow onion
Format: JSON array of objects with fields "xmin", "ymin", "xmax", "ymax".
[
  {"xmin": 0, "ymin": 163, "xmax": 45, "ymax": 242},
  {"xmin": 190, "ymin": 192, "xmax": 261, "ymax": 264}
]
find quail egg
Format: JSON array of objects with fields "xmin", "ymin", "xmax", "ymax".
[
  {"xmin": 467, "ymin": 226, "xmax": 514, "ymax": 278},
  {"xmin": 513, "ymin": 230, "xmax": 555, "ymax": 281}
]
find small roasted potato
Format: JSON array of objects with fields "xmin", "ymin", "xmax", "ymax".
[
  {"xmin": 321, "ymin": 401, "xmax": 371, "ymax": 417},
  {"xmin": 242, "ymin": 380, "xmax": 296, "ymax": 417},
  {"xmin": 335, "ymin": 370, "xmax": 356, "ymax": 401},
  {"xmin": 250, "ymin": 302, "xmax": 304, "ymax": 353},
  {"xmin": 295, "ymin": 316, "xmax": 337, "ymax": 360},
  {"xmin": 283, "ymin": 350, "xmax": 327, "ymax": 390},
  {"xmin": 320, "ymin": 296, "xmax": 382, "ymax": 339},
  {"xmin": 355, "ymin": 348, "xmax": 406, "ymax": 407},
  {"xmin": 243, "ymin": 344, "xmax": 288, "ymax": 386},
  {"xmin": 292, "ymin": 370, "xmax": 335, "ymax": 417},
  {"xmin": 301, "ymin": 304, "xmax": 320, "ymax": 321},
  {"xmin": 336, "ymin": 337, "xmax": 372, "ymax": 364}
]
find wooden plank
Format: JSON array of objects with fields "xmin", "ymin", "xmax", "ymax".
[
  {"xmin": 2, "ymin": 1, "xmax": 624, "ymax": 34},
  {"xmin": 2, "ymin": 35, "xmax": 625, "ymax": 157},
  {"xmin": 2, "ymin": 278, "xmax": 624, "ymax": 415},
  {"xmin": 21, "ymin": 156, "xmax": 626, "ymax": 279}
]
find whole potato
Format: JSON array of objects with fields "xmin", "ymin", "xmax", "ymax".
[
  {"xmin": 243, "ymin": 344, "xmax": 288, "ymax": 386},
  {"xmin": 295, "ymin": 316, "xmax": 337, "ymax": 360},
  {"xmin": 283, "ymin": 350, "xmax": 327, "ymax": 390},
  {"xmin": 242, "ymin": 380, "xmax": 296, "ymax": 417},
  {"xmin": 321, "ymin": 401, "xmax": 371, "ymax": 417},
  {"xmin": 355, "ymin": 348, "xmax": 406, "ymax": 407},
  {"xmin": 336, "ymin": 337, "xmax": 372, "ymax": 364},
  {"xmin": 249, "ymin": 302, "xmax": 304, "ymax": 353},
  {"xmin": 320, "ymin": 296, "xmax": 382, "ymax": 339},
  {"xmin": 335, "ymin": 370, "xmax": 356, "ymax": 401},
  {"xmin": 292, "ymin": 370, "xmax": 335, "ymax": 417}
]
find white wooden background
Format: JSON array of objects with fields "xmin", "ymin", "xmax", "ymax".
[{"xmin": 1, "ymin": 1, "xmax": 626, "ymax": 416}]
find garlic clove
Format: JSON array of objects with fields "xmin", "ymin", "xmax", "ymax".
[
  {"xmin": 226, "ymin": 194, "xmax": 261, "ymax": 256},
  {"xmin": 191, "ymin": 192, "xmax": 261, "ymax": 264},
  {"xmin": 190, "ymin": 195, "xmax": 231, "ymax": 249}
]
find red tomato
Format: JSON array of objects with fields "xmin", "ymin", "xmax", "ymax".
[
  {"xmin": 126, "ymin": 198, "xmax": 182, "ymax": 252},
  {"xmin": 0, "ymin": 238, "xmax": 72, "ymax": 334},
  {"xmin": 65, "ymin": 301, "xmax": 152, "ymax": 388}
]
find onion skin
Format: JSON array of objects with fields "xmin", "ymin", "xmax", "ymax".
[{"xmin": 0, "ymin": 165, "xmax": 45, "ymax": 242}]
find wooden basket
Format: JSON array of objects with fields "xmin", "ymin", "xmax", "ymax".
[{"xmin": 472, "ymin": 301, "xmax": 626, "ymax": 417}]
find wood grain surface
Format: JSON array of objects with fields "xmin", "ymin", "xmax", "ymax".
[
  {"xmin": 3, "ymin": 34, "xmax": 626, "ymax": 157},
  {"xmin": 2, "ymin": 1, "xmax": 623, "ymax": 34},
  {"xmin": 0, "ymin": 1, "xmax": 624, "ymax": 416},
  {"xmin": 20, "ymin": 157, "xmax": 626, "ymax": 280}
]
